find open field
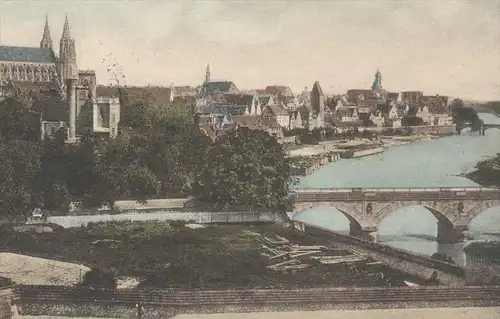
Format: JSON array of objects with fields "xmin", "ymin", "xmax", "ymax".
[{"xmin": 0, "ymin": 221, "xmax": 411, "ymax": 289}]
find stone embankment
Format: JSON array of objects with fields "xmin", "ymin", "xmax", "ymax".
[
  {"xmin": 293, "ymin": 222, "xmax": 465, "ymax": 286},
  {"xmin": 289, "ymin": 152, "xmax": 341, "ymax": 176}
]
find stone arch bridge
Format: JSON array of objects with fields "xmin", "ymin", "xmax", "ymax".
[
  {"xmin": 291, "ymin": 187, "xmax": 500, "ymax": 243},
  {"xmin": 457, "ymin": 122, "xmax": 500, "ymax": 135}
]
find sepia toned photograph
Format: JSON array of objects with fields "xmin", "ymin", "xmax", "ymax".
[{"xmin": 0, "ymin": 0, "xmax": 499, "ymax": 318}]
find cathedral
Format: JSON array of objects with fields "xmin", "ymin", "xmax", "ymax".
[{"xmin": 0, "ymin": 15, "xmax": 119, "ymax": 141}]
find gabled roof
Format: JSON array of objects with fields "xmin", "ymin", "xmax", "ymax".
[
  {"xmin": 0, "ymin": 45, "xmax": 56, "ymax": 63},
  {"xmin": 265, "ymin": 85, "xmax": 294, "ymax": 97},
  {"xmin": 312, "ymin": 81, "xmax": 324, "ymax": 97},
  {"xmin": 201, "ymin": 81, "xmax": 239, "ymax": 95}
]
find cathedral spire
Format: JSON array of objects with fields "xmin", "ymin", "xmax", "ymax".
[
  {"xmin": 61, "ymin": 14, "xmax": 71, "ymax": 40},
  {"xmin": 205, "ymin": 63, "xmax": 211, "ymax": 83},
  {"xmin": 40, "ymin": 14, "xmax": 53, "ymax": 49}
]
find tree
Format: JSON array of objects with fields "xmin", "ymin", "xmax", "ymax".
[
  {"xmin": 192, "ymin": 127, "xmax": 291, "ymax": 212},
  {"xmin": 35, "ymin": 129, "xmax": 71, "ymax": 214},
  {"xmin": 0, "ymin": 139, "xmax": 42, "ymax": 221},
  {"xmin": 450, "ymin": 98, "xmax": 478, "ymax": 123},
  {"xmin": 402, "ymin": 116, "xmax": 424, "ymax": 127},
  {"xmin": 0, "ymin": 93, "xmax": 43, "ymax": 221}
]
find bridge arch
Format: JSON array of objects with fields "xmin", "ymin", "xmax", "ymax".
[
  {"xmin": 373, "ymin": 201, "xmax": 455, "ymax": 228},
  {"xmin": 460, "ymin": 199, "xmax": 500, "ymax": 227},
  {"xmin": 292, "ymin": 202, "xmax": 369, "ymax": 236}
]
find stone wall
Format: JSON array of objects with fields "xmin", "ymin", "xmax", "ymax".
[
  {"xmin": 465, "ymin": 256, "xmax": 500, "ymax": 285},
  {"xmin": 407, "ymin": 125, "xmax": 456, "ymax": 135},
  {"xmin": 47, "ymin": 211, "xmax": 277, "ymax": 228},
  {"xmin": 295, "ymin": 222, "xmax": 465, "ymax": 286}
]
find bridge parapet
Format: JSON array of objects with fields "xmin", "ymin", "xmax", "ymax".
[{"xmin": 293, "ymin": 187, "xmax": 500, "ymax": 202}]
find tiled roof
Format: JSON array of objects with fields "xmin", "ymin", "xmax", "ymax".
[
  {"xmin": 231, "ymin": 115, "xmax": 280, "ymax": 130},
  {"xmin": 96, "ymin": 85, "xmax": 172, "ymax": 107},
  {"xmin": 0, "ymin": 45, "xmax": 56, "ymax": 63},
  {"xmin": 265, "ymin": 85, "xmax": 293, "ymax": 97},
  {"xmin": 201, "ymin": 81, "xmax": 239, "ymax": 95}
]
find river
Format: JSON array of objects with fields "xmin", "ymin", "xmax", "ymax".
[{"xmin": 293, "ymin": 113, "xmax": 500, "ymax": 266}]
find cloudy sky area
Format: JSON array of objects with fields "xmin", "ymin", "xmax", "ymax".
[{"xmin": 0, "ymin": 0, "xmax": 499, "ymax": 100}]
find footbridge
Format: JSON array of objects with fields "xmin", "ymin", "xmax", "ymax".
[{"xmin": 291, "ymin": 187, "xmax": 500, "ymax": 243}]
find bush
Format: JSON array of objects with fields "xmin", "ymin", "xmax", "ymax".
[{"xmin": 81, "ymin": 268, "xmax": 117, "ymax": 289}]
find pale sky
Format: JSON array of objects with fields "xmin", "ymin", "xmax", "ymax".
[{"xmin": 0, "ymin": 0, "xmax": 499, "ymax": 100}]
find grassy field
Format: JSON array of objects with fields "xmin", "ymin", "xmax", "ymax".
[{"xmin": 0, "ymin": 221, "xmax": 408, "ymax": 289}]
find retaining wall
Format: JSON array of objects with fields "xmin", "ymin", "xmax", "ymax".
[
  {"xmin": 47, "ymin": 211, "xmax": 280, "ymax": 228},
  {"xmin": 295, "ymin": 222, "xmax": 465, "ymax": 285},
  {"xmin": 12, "ymin": 285, "xmax": 500, "ymax": 319}
]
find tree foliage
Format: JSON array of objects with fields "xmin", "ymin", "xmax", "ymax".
[
  {"xmin": 192, "ymin": 127, "xmax": 291, "ymax": 212},
  {"xmin": 0, "ymin": 88, "xmax": 290, "ymax": 220},
  {"xmin": 401, "ymin": 116, "xmax": 424, "ymax": 127}
]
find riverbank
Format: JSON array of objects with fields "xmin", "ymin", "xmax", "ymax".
[
  {"xmin": 465, "ymin": 154, "xmax": 500, "ymax": 187},
  {"xmin": 288, "ymin": 135, "xmax": 434, "ymax": 176},
  {"xmin": 0, "ymin": 221, "xmax": 413, "ymax": 289}
]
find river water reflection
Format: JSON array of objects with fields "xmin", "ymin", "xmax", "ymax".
[{"xmin": 293, "ymin": 113, "xmax": 500, "ymax": 266}]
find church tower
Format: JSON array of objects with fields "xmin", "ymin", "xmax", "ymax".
[
  {"xmin": 40, "ymin": 15, "xmax": 53, "ymax": 50},
  {"xmin": 371, "ymin": 69, "xmax": 383, "ymax": 92},
  {"xmin": 58, "ymin": 14, "xmax": 78, "ymax": 85},
  {"xmin": 205, "ymin": 63, "xmax": 211, "ymax": 83}
]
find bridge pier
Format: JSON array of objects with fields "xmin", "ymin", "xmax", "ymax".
[
  {"xmin": 437, "ymin": 225, "xmax": 467, "ymax": 244},
  {"xmin": 350, "ymin": 224, "xmax": 377, "ymax": 242}
]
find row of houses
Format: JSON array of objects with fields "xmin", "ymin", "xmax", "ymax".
[
  {"xmin": 190, "ymin": 67, "xmax": 455, "ymax": 143},
  {"xmin": 329, "ymin": 90, "xmax": 454, "ymax": 128}
]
